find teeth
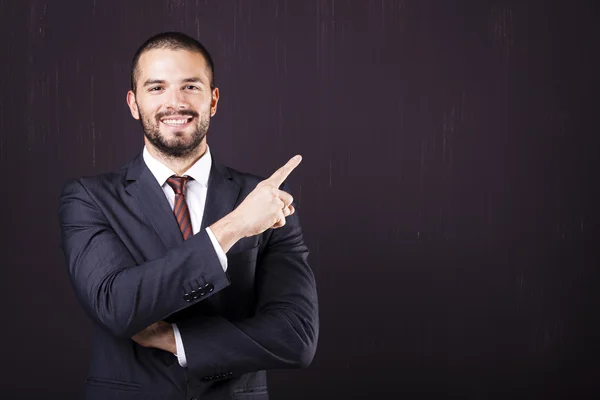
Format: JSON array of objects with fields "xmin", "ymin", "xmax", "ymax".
[{"xmin": 162, "ymin": 119, "xmax": 188, "ymax": 125}]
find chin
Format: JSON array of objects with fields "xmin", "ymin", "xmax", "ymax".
[{"xmin": 161, "ymin": 131, "xmax": 194, "ymax": 143}]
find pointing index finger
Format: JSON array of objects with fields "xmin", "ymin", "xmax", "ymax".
[{"xmin": 266, "ymin": 155, "xmax": 302, "ymax": 187}]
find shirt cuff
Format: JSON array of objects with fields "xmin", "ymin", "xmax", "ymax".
[
  {"xmin": 172, "ymin": 323, "xmax": 187, "ymax": 368},
  {"xmin": 206, "ymin": 226, "xmax": 228, "ymax": 272}
]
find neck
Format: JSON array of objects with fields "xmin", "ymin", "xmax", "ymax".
[{"xmin": 145, "ymin": 139, "xmax": 208, "ymax": 176}]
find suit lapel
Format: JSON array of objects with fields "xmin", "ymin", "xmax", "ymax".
[
  {"xmin": 123, "ymin": 152, "xmax": 241, "ymax": 249},
  {"xmin": 124, "ymin": 153, "xmax": 184, "ymax": 250},
  {"xmin": 201, "ymin": 157, "xmax": 241, "ymax": 231}
]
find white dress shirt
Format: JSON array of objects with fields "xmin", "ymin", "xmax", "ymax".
[{"xmin": 142, "ymin": 145, "xmax": 228, "ymax": 368}]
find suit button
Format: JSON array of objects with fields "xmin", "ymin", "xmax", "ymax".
[
  {"xmin": 205, "ymin": 283, "xmax": 214, "ymax": 292},
  {"xmin": 183, "ymin": 293, "xmax": 192, "ymax": 302},
  {"xmin": 198, "ymin": 288, "xmax": 206, "ymax": 296},
  {"xmin": 190, "ymin": 398, "xmax": 198, "ymax": 400},
  {"xmin": 191, "ymin": 290, "xmax": 198, "ymax": 299}
]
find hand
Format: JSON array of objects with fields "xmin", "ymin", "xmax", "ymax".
[
  {"xmin": 131, "ymin": 321, "xmax": 176, "ymax": 354},
  {"xmin": 209, "ymin": 155, "xmax": 302, "ymax": 252},
  {"xmin": 233, "ymin": 155, "xmax": 301, "ymax": 237}
]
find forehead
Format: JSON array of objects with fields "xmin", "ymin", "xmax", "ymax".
[{"xmin": 136, "ymin": 48, "xmax": 210, "ymax": 81}]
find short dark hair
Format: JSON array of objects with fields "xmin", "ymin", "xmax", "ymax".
[{"xmin": 130, "ymin": 31, "xmax": 215, "ymax": 92}]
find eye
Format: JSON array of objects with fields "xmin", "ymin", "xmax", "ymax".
[
  {"xmin": 148, "ymin": 86, "xmax": 163, "ymax": 92},
  {"xmin": 184, "ymin": 85, "xmax": 200, "ymax": 90}
]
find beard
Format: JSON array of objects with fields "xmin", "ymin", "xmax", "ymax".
[{"xmin": 138, "ymin": 104, "xmax": 210, "ymax": 158}]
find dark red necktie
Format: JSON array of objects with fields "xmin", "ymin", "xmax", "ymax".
[{"xmin": 166, "ymin": 176, "xmax": 193, "ymax": 240}]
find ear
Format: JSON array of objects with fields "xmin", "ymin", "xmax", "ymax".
[
  {"xmin": 126, "ymin": 90, "xmax": 140, "ymax": 120},
  {"xmin": 210, "ymin": 87, "xmax": 220, "ymax": 117}
]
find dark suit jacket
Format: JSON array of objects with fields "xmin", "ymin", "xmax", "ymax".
[{"xmin": 58, "ymin": 152, "xmax": 319, "ymax": 400}]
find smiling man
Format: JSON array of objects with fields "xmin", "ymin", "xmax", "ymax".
[{"xmin": 59, "ymin": 32, "xmax": 319, "ymax": 400}]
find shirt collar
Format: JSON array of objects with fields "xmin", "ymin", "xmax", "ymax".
[{"xmin": 142, "ymin": 145, "xmax": 212, "ymax": 188}]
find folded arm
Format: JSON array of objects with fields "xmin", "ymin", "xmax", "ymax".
[
  {"xmin": 59, "ymin": 179, "xmax": 230, "ymax": 338},
  {"xmin": 177, "ymin": 204, "xmax": 319, "ymax": 379}
]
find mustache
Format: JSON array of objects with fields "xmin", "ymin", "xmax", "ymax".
[{"xmin": 155, "ymin": 109, "xmax": 199, "ymax": 120}]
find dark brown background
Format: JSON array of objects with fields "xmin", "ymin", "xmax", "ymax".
[{"xmin": 1, "ymin": 0, "xmax": 599, "ymax": 399}]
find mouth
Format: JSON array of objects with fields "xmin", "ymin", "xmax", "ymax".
[{"xmin": 159, "ymin": 115, "xmax": 194, "ymax": 128}]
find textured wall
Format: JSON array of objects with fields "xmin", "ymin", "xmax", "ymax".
[{"xmin": 0, "ymin": 1, "xmax": 599, "ymax": 399}]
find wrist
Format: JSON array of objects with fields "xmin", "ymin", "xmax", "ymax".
[
  {"xmin": 161, "ymin": 329, "xmax": 177, "ymax": 354},
  {"xmin": 209, "ymin": 213, "xmax": 245, "ymax": 253}
]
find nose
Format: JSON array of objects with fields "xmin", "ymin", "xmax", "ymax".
[{"xmin": 165, "ymin": 87, "xmax": 187, "ymax": 110}]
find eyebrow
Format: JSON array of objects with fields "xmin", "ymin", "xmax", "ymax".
[{"xmin": 142, "ymin": 77, "xmax": 204, "ymax": 87}]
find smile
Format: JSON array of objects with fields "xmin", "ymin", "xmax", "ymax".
[{"xmin": 160, "ymin": 116, "xmax": 193, "ymax": 127}]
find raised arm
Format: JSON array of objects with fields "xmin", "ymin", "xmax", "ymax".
[{"xmin": 175, "ymin": 156, "xmax": 319, "ymax": 379}]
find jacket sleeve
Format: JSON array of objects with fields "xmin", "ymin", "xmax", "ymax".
[
  {"xmin": 176, "ymin": 188, "xmax": 319, "ymax": 379},
  {"xmin": 58, "ymin": 179, "xmax": 230, "ymax": 338}
]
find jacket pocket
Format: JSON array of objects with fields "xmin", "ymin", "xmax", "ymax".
[
  {"xmin": 234, "ymin": 385, "xmax": 268, "ymax": 396},
  {"xmin": 228, "ymin": 238, "xmax": 260, "ymax": 256},
  {"xmin": 85, "ymin": 377, "xmax": 142, "ymax": 392},
  {"xmin": 228, "ymin": 243, "xmax": 260, "ymax": 266}
]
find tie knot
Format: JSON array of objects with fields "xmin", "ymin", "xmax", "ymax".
[{"xmin": 166, "ymin": 176, "xmax": 191, "ymax": 195}]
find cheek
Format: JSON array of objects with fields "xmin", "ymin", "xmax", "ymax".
[
  {"xmin": 189, "ymin": 95, "xmax": 211, "ymax": 110},
  {"xmin": 138, "ymin": 103, "xmax": 159, "ymax": 121},
  {"xmin": 202, "ymin": 99, "xmax": 214, "ymax": 113}
]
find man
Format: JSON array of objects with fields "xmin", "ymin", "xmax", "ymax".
[{"xmin": 59, "ymin": 31, "xmax": 318, "ymax": 400}]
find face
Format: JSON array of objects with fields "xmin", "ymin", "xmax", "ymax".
[{"xmin": 127, "ymin": 48, "xmax": 219, "ymax": 158}]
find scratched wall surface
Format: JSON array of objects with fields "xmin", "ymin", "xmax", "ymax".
[{"xmin": 0, "ymin": 0, "xmax": 599, "ymax": 399}]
